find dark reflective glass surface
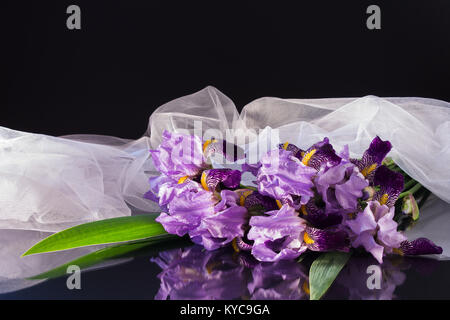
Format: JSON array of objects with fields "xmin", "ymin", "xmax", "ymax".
[{"xmin": 1, "ymin": 240, "xmax": 449, "ymax": 300}]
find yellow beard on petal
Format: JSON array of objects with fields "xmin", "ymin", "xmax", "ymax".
[
  {"xmin": 282, "ymin": 142, "xmax": 289, "ymax": 150},
  {"xmin": 361, "ymin": 163, "xmax": 377, "ymax": 178},
  {"xmin": 301, "ymin": 149, "xmax": 317, "ymax": 166},
  {"xmin": 303, "ymin": 232, "xmax": 315, "ymax": 244},
  {"xmin": 200, "ymin": 171, "xmax": 209, "ymax": 191},
  {"xmin": 379, "ymin": 193, "xmax": 389, "ymax": 205},
  {"xmin": 177, "ymin": 176, "xmax": 189, "ymax": 184},
  {"xmin": 276, "ymin": 200, "xmax": 283, "ymax": 209}
]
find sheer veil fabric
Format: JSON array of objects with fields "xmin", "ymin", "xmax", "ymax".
[{"xmin": 1, "ymin": 86, "xmax": 449, "ymax": 252}]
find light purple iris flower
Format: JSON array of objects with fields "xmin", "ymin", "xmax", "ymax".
[
  {"xmin": 256, "ymin": 149, "xmax": 316, "ymax": 206},
  {"xmin": 315, "ymin": 162, "xmax": 369, "ymax": 213},
  {"xmin": 155, "ymin": 180, "xmax": 216, "ymax": 236},
  {"xmin": 155, "ymin": 184, "xmax": 247, "ymax": 250},
  {"xmin": 150, "ymin": 130, "xmax": 208, "ymax": 181},
  {"xmin": 346, "ymin": 200, "xmax": 406, "ymax": 263},
  {"xmin": 247, "ymin": 205, "xmax": 307, "ymax": 262},
  {"xmin": 189, "ymin": 190, "xmax": 247, "ymax": 250}
]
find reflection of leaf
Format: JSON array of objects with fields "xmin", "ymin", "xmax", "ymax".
[
  {"xmin": 22, "ymin": 214, "xmax": 167, "ymax": 256},
  {"xmin": 309, "ymin": 252, "xmax": 351, "ymax": 300},
  {"xmin": 28, "ymin": 236, "xmax": 188, "ymax": 280}
]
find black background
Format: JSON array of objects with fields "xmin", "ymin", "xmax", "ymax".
[{"xmin": 4, "ymin": 0, "xmax": 450, "ymax": 139}]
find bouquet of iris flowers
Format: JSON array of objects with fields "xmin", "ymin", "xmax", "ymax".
[
  {"xmin": 16, "ymin": 87, "xmax": 450, "ymax": 299},
  {"xmin": 22, "ymin": 129, "xmax": 442, "ymax": 299}
]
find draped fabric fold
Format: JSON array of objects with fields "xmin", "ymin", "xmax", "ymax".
[{"xmin": 1, "ymin": 86, "xmax": 449, "ymax": 233}]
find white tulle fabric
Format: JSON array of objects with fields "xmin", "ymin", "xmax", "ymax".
[{"xmin": 1, "ymin": 86, "xmax": 449, "ymax": 233}]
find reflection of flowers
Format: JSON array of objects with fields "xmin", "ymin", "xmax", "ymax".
[
  {"xmin": 151, "ymin": 246, "xmax": 309, "ymax": 300},
  {"xmin": 332, "ymin": 256, "xmax": 407, "ymax": 300},
  {"xmin": 247, "ymin": 260, "xmax": 309, "ymax": 300},
  {"xmin": 151, "ymin": 246, "xmax": 249, "ymax": 300},
  {"xmin": 151, "ymin": 245, "xmax": 442, "ymax": 300}
]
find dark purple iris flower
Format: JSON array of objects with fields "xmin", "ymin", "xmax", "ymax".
[
  {"xmin": 279, "ymin": 138, "xmax": 342, "ymax": 171},
  {"xmin": 373, "ymin": 165, "xmax": 404, "ymax": 207},
  {"xmin": 351, "ymin": 136, "xmax": 392, "ymax": 181}
]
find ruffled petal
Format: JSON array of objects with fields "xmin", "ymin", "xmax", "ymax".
[
  {"xmin": 150, "ymin": 130, "xmax": 207, "ymax": 180},
  {"xmin": 335, "ymin": 168, "xmax": 368, "ymax": 210},
  {"xmin": 248, "ymin": 205, "xmax": 307, "ymax": 262},
  {"xmin": 345, "ymin": 202, "xmax": 378, "ymax": 235},
  {"xmin": 353, "ymin": 232, "xmax": 385, "ymax": 264},
  {"xmin": 190, "ymin": 204, "xmax": 247, "ymax": 250},
  {"xmin": 156, "ymin": 181, "xmax": 215, "ymax": 236},
  {"xmin": 257, "ymin": 149, "xmax": 315, "ymax": 204}
]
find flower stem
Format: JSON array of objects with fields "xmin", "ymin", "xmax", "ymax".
[
  {"xmin": 399, "ymin": 182, "xmax": 422, "ymax": 199},
  {"xmin": 403, "ymin": 179, "xmax": 418, "ymax": 190}
]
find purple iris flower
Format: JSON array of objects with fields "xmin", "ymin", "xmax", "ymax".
[
  {"xmin": 247, "ymin": 205, "xmax": 308, "ymax": 262},
  {"xmin": 373, "ymin": 165, "xmax": 404, "ymax": 207},
  {"xmin": 346, "ymin": 201, "xmax": 406, "ymax": 263},
  {"xmin": 351, "ymin": 136, "xmax": 392, "ymax": 181},
  {"xmin": 150, "ymin": 130, "xmax": 208, "ymax": 181},
  {"xmin": 156, "ymin": 185, "xmax": 247, "ymax": 250},
  {"xmin": 155, "ymin": 180, "xmax": 216, "ymax": 236},
  {"xmin": 314, "ymin": 162, "xmax": 369, "ymax": 213},
  {"xmin": 189, "ymin": 190, "xmax": 247, "ymax": 250},
  {"xmin": 256, "ymin": 149, "xmax": 316, "ymax": 206},
  {"xmin": 279, "ymin": 138, "xmax": 341, "ymax": 171}
]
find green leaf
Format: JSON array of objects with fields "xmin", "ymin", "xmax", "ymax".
[
  {"xmin": 28, "ymin": 240, "xmax": 157, "ymax": 280},
  {"xmin": 28, "ymin": 235, "xmax": 186, "ymax": 280},
  {"xmin": 309, "ymin": 251, "xmax": 351, "ymax": 300},
  {"xmin": 22, "ymin": 213, "xmax": 167, "ymax": 256}
]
